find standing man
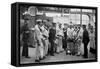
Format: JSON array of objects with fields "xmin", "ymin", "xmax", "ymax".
[
  {"xmin": 34, "ymin": 19, "xmax": 44, "ymax": 61},
  {"xmin": 63, "ymin": 28, "xmax": 67, "ymax": 53},
  {"xmin": 42, "ymin": 20, "xmax": 49, "ymax": 57},
  {"xmin": 56, "ymin": 23, "xmax": 63, "ymax": 53},
  {"xmin": 62, "ymin": 24, "xmax": 67, "ymax": 54},
  {"xmin": 82, "ymin": 25, "xmax": 90, "ymax": 58},
  {"xmin": 77, "ymin": 26, "xmax": 84, "ymax": 55},
  {"xmin": 67, "ymin": 25, "xmax": 74, "ymax": 55},
  {"xmin": 49, "ymin": 22, "xmax": 56, "ymax": 56},
  {"xmin": 22, "ymin": 17, "xmax": 30, "ymax": 58}
]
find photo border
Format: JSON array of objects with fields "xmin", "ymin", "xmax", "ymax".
[{"xmin": 14, "ymin": 2, "xmax": 98, "ymax": 67}]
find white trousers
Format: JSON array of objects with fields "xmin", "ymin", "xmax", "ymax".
[
  {"xmin": 57, "ymin": 37, "xmax": 63, "ymax": 53},
  {"xmin": 44, "ymin": 39, "xmax": 49, "ymax": 55},
  {"xmin": 35, "ymin": 40, "xmax": 44, "ymax": 59},
  {"xmin": 39, "ymin": 43, "xmax": 44, "ymax": 58}
]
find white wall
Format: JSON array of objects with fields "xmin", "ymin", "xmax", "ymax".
[{"xmin": 0, "ymin": 0, "xmax": 99, "ymax": 69}]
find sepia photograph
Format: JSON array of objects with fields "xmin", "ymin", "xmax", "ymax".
[{"xmin": 14, "ymin": 3, "xmax": 97, "ymax": 65}]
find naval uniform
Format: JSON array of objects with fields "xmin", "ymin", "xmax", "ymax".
[{"xmin": 22, "ymin": 23, "xmax": 30, "ymax": 57}]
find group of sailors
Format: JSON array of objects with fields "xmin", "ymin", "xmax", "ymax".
[{"xmin": 21, "ymin": 17, "xmax": 95, "ymax": 62}]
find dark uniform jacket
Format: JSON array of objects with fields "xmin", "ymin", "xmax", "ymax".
[
  {"xmin": 82, "ymin": 29, "xmax": 90, "ymax": 44},
  {"xmin": 49, "ymin": 28, "xmax": 56, "ymax": 42},
  {"xmin": 22, "ymin": 24, "xmax": 30, "ymax": 43}
]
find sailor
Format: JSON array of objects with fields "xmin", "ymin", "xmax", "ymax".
[
  {"xmin": 42, "ymin": 20, "xmax": 49, "ymax": 57},
  {"xmin": 56, "ymin": 23, "xmax": 64, "ymax": 53},
  {"xmin": 49, "ymin": 22, "xmax": 56, "ymax": 56},
  {"xmin": 82, "ymin": 25, "xmax": 90, "ymax": 58},
  {"xmin": 21, "ymin": 14, "xmax": 30, "ymax": 58},
  {"xmin": 34, "ymin": 19, "xmax": 44, "ymax": 62}
]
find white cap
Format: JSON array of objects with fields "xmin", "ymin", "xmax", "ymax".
[
  {"xmin": 23, "ymin": 11, "xmax": 29, "ymax": 15},
  {"xmin": 36, "ymin": 19, "xmax": 42, "ymax": 22},
  {"xmin": 30, "ymin": 28, "xmax": 35, "ymax": 30}
]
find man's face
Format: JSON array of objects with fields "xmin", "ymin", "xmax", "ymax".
[
  {"xmin": 26, "ymin": 20, "xmax": 30, "ymax": 24},
  {"xmin": 70, "ymin": 25, "xmax": 72, "ymax": 29},
  {"xmin": 59, "ymin": 24, "xmax": 61, "ymax": 28},
  {"xmin": 43, "ymin": 20, "xmax": 47, "ymax": 26},
  {"xmin": 82, "ymin": 26, "xmax": 85, "ymax": 30},
  {"xmin": 64, "ymin": 24, "xmax": 67, "ymax": 29},
  {"xmin": 52, "ymin": 23, "xmax": 56, "ymax": 29},
  {"xmin": 38, "ymin": 21, "xmax": 43, "ymax": 27}
]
